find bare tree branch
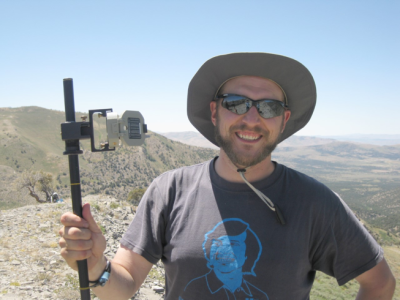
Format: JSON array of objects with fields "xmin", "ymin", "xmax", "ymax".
[{"xmin": 14, "ymin": 170, "xmax": 55, "ymax": 203}]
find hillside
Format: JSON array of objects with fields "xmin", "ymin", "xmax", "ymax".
[
  {"xmin": 272, "ymin": 142, "xmax": 400, "ymax": 236},
  {"xmin": 0, "ymin": 106, "xmax": 218, "ymax": 209},
  {"xmin": 159, "ymin": 131, "xmax": 219, "ymax": 149},
  {"xmin": 77, "ymin": 132, "xmax": 218, "ymax": 201}
]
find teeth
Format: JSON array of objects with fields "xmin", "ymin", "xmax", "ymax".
[{"xmin": 238, "ymin": 133, "xmax": 259, "ymax": 140}]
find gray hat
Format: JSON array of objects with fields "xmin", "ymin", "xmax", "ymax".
[{"xmin": 187, "ymin": 52, "xmax": 317, "ymax": 146}]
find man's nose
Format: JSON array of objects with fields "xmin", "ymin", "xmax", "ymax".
[{"xmin": 242, "ymin": 106, "xmax": 260, "ymax": 124}]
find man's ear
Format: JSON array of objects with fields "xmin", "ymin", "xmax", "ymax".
[
  {"xmin": 210, "ymin": 101, "xmax": 217, "ymax": 126},
  {"xmin": 281, "ymin": 110, "xmax": 291, "ymax": 133}
]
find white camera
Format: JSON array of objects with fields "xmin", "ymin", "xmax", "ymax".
[{"xmin": 106, "ymin": 111, "xmax": 147, "ymax": 148}]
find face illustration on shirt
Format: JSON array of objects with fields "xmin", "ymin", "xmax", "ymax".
[
  {"xmin": 180, "ymin": 218, "xmax": 269, "ymax": 299},
  {"xmin": 209, "ymin": 231, "xmax": 248, "ymax": 277}
]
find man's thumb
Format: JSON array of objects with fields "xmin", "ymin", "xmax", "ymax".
[{"xmin": 82, "ymin": 203, "xmax": 102, "ymax": 233}]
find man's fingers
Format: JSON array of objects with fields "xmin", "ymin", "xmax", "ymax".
[
  {"xmin": 59, "ymin": 203, "xmax": 107, "ymax": 273},
  {"xmin": 82, "ymin": 203, "xmax": 102, "ymax": 233},
  {"xmin": 60, "ymin": 212, "xmax": 89, "ymax": 228},
  {"xmin": 59, "ymin": 238, "xmax": 93, "ymax": 251},
  {"xmin": 59, "ymin": 204, "xmax": 101, "ymax": 235},
  {"xmin": 60, "ymin": 248, "xmax": 93, "ymax": 263},
  {"xmin": 61, "ymin": 227, "xmax": 91, "ymax": 240}
]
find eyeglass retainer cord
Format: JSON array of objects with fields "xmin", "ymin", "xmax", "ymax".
[{"xmin": 237, "ymin": 168, "xmax": 286, "ymax": 225}]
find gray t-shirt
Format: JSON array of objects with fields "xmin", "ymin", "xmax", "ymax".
[{"xmin": 121, "ymin": 158, "xmax": 383, "ymax": 300}]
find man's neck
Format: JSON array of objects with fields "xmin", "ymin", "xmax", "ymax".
[{"xmin": 214, "ymin": 150, "xmax": 275, "ymax": 183}]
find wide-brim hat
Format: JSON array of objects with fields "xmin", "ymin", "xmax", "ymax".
[{"xmin": 187, "ymin": 52, "xmax": 317, "ymax": 146}]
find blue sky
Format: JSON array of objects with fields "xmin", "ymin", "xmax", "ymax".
[{"xmin": 1, "ymin": 1, "xmax": 399, "ymax": 136}]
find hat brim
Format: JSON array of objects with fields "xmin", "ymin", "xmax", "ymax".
[{"xmin": 187, "ymin": 52, "xmax": 317, "ymax": 146}]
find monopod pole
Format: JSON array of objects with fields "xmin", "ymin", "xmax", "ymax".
[{"xmin": 63, "ymin": 78, "xmax": 91, "ymax": 300}]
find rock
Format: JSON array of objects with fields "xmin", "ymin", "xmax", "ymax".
[
  {"xmin": 152, "ymin": 285, "xmax": 165, "ymax": 293},
  {"xmin": 0, "ymin": 199, "xmax": 165, "ymax": 299}
]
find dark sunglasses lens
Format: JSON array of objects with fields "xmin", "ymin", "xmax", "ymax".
[
  {"xmin": 222, "ymin": 96, "xmax": 248, "ymax": 115},
  {"xmin": 258, "ymin": 101, "xmax": 284, "ymax": 118}
]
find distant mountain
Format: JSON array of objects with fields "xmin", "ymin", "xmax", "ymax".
[
  {"xmin": 316, "ymin": 134, "xmax": 400, "ymax": 145},
  {"xmin": 278, "ymin": 135, "xmax": 335, "ymax": 147},
  {"xmin": 160, "ymin": 131, "xmax": 336, "ymax": 149}
]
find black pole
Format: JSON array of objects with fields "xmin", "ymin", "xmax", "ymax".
[{"xmin": 63, "ymin": 78, "xmax": 91, "ymax": 300}]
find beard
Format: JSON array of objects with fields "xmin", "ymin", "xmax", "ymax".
[{"xmin": 214, "ymin": 117, "xmax": 283, "ymax": 169}]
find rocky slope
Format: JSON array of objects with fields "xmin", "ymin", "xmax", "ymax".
[
  {"xmin": 1, "ymin": 196, "xmax": 399, "ymax": 299},
  {"xmin": 0, "ymin": 196, "xmax": 164, "ymax": 300}
]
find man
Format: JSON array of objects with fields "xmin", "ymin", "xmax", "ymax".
[{"xmin": 59, "ymin": 53, "xmax": 396, "ymax": 299}]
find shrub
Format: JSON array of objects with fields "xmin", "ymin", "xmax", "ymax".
[
  {"xmin": 110, "ymin": 202, "xmax": 119, "ymax": 209},
  {"xmin": 127, "ymin": 187, "xmax": 147, "ymax": 205}
]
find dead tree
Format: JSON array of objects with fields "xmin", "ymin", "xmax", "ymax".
[{"xmin": 14, "ymin": 170, "xmax": 54, "ymax": 203}]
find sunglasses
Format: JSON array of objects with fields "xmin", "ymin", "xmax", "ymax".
[{"xmin": 215, "ymin": 94, "xmax": 289, "ymax": 119}]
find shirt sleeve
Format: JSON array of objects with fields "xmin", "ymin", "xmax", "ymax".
[
  {"xmin": 311, "ymin": 195, "xmax": 383, "ymax": 285},
  {"xmin": 120, "ymin": 180, "xmax": 167, "ymax": 264}
]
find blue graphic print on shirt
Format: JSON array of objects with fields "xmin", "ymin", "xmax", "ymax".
[{"xmin": 180, "ymin": 218, "xmax": 269, "ymax": 300}]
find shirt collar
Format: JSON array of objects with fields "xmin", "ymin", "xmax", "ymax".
[
  {"xmin": 209, "ymin": 157, "xmax": 282, "ymax": 192},
  {"xmin": 205, "ymin": 271, "xmax": 253, "ymax": 296}
]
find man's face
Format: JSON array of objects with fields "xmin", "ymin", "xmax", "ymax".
[
  {"xmin": 209, "ymin": 232, "xmax": 247, "ymax": 275},
  {"xmin": 210, "ymin": 76, "xmax": 291, "ymax": 168}
]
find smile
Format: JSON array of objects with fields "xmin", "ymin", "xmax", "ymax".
[{"xmin": 236, "ymin": 132, "xmax": 262, "ymax": 141}]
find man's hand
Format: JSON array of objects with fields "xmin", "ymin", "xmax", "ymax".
[
  {"xmin": 355, "ymin": 258, "xmax": 396, "ymax": 299},
  {"xmin": 59, "ymin": 203, "xmax": 153, "ymax": 300},
  {"xmin": 59, "ymin": 203, "xmax": 107, "ymax": 278}
]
